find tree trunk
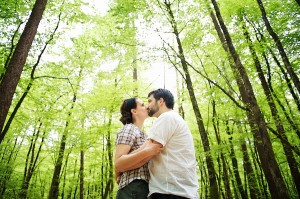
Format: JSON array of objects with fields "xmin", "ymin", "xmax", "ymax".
[
  {"xmin": 256, "ymin": 0, "xmax": 300, "ymax": 95},
  {"xmin": 0, "ymin": 0, "xmax": 47, "ymax": 141},
  {"xmin": 241, "ymin": 14, "xmax": 300, "ymax": 195},
  {"xmin": 1, "ymin": 21, "xmax": 24, "ymax": 82},
  {"xmin": 0, "ymin": 137, "xmax": 21, "ymax": 196},
  {"xmin": 1, "ymin": 11, "xmax": 61, "ymax": 141},
  {"xmin": 48, "ymin": 133, "xmax": 67, "ymax": 199},
  {"xmin": 249, "ymin": 138, "xmax": 269, "ymax": 198},
  {"xmin": 210, "ymin": 0, "xmax": 289, "ymax": 198},
  {"xmin": 80, "ymin": 150, "xmax": 84, "ymax": 199},
  {"xmin": 211, "ymin": 100, "xmax": 231, "ymax": 198},
  {"xmin": 176, "ymin": 71, "xmax": 185, "ymax": 119},
  {"xmin": 103, "ymin": 114, "xmax": 114, "ymax": 199},
  {"xmin": 247, "ymin": 14, "xmax": 300, "ymax": 112},
  {"xmin": 19, "ymin": 122, "xmax": 45, "ymax": 199},
  {"xmin": 163, "ymin": 1, "xmax": 220, "ymax": 198},
  {"xmin": 225, "ymin": 121, "xmax": 247, "ymax": 199},
  {"xmin": 240, "ymin": 136, "xmax": 260, "ymax": 199},
  {"xmin": 49, "ymin": 66, "xmax": 82, "ymax": 199}
]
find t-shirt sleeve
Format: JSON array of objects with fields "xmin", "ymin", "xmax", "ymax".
[
  {"xmin": 147, "ymin": 114, "xmax": 174, "ymax": 146},
  {"xmin": 116, "ymin": 124, "xmax": 135, "ymax": 146}
]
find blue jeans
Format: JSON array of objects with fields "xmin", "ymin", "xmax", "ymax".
[{"xmin": 116, "ymin": 179, "xmax": 149, "ymax": 199}]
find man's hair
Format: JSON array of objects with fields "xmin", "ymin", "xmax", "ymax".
[{"xmin": 148, "ymin": 88, "xmax": 174, "ymax": 109}]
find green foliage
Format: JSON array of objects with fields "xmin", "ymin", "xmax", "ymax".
[{"xmin": 0, "ymin": 0, "xmax": 299, "ymax": 198}]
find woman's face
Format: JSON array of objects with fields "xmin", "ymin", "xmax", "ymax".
[{"xmin": 134, "ymin": 98, "xmax": 149, "ymax": 120}]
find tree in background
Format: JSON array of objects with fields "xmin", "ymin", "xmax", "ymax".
[{"xmin": 0, "ymin": 0, "xmax": 48, "ymax": 142}]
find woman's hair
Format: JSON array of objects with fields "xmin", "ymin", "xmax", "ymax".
[{"xmin": 120, "ymin": 97, "xmax": 137, "ymax": 125}]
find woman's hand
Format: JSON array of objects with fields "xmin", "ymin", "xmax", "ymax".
[{"xmin": 143, "ymin": 139, "xmax": 163, "ymax": 156}]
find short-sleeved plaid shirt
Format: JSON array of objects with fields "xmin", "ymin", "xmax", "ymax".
[{"xmin": 116, "ymin": 123, "xmax": 150, "ymax": 190}]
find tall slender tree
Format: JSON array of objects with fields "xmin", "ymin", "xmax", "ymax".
[
  {"xmin": 0, "ymin": 0, "xmax": 48, "ymax": 142},
  {"xmin": 48, "ymin": 67, "xmax": 83, "ymax": 199},
  {"xmin": 256, "ymin": 0, "xmax": 300, "ymax": 95},
  {"xmin": 162, "ymin": 1, "xmax": 220, "ymax": 198},
  {"xmin": 209, "ymin": 0, "xmax": 289, "ymax": 197},
  {"xmin": 240, "ymin": 12, "xmax": 300, "ymax": 195}
]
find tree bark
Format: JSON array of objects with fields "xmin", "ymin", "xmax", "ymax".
[
  {"xmin": 210, "ymin": 0, "xmax": 289, "ymax": 198},
  {"xmin": 1, "ymin": 20, "xmax": 24, "ymax": 82},
  {"xmin": 240, "ymin": 136, "xmax": 260, "ymax": 199},
  {"xmin": 211, "ymin": 101, "xmax": 231, "ymax": 198},
  {"xmin": 49, "ymin": 67, "xmax": 82, "ymax": 199},
  {"xmin": 225, "ymin": 121, "xmax": 247, "ymax": 199},
  {"xmin": 19, "ymin": 122, "xmax": 45, "ymax": 199},
  {"xmin": 0, "ymin": 0, "xmax": 47, "ymax": 142},
  {"xmin": 247, "ymin": 13, "xmax": 300, "ymax": 112},
  {"xmin": 241, "ymin": 13, "xmax": 300, "ymax": 195},
  {"xmin": 256, "ymin": 0, "xmax": 300, "ymax": 95},
  {"xmin": 0, "ymin": 11, "xmax": 61, "ymax": 143},
  {"xmin": 80, "ymin": 150, "xmax": 84, "ymax": 199},
  {"xmin": 163, "ymin": 1, "xmax": 220, "ymax": 198},
  {"xmin": 0, "ymin": 137, "xmax": 21, "ymax": 196}
]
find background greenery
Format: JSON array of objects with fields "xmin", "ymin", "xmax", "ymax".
[{"xmin": 0, "ymin": 0, "xmax": 299, "ymax": 198}]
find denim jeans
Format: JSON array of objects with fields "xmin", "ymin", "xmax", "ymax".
[{"xmin": 116, "ymin": 179, "xmax": 149, "ymax": 199}]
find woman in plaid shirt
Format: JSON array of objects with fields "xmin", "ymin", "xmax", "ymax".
[{"xmin": 115, "ymin": 97, "xmax": 162, "ymax": 199}]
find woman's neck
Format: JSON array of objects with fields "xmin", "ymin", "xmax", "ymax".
[{"xmin": 134, "ymin": 119, "xmax": 144, "ymax": 130}]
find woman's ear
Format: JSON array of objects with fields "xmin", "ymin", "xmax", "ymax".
[{"xmin": 131, "ymin": 109, "xmax": 136, "ymax": 114}]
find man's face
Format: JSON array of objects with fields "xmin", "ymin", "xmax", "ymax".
[{"xmin": 147, "ymin": 95, "xmax": 159, "ymax": 117}]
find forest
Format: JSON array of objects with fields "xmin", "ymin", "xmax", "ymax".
[{"xmin": 0, "ymin": 0, "xmax": 299, "ymax": 198}]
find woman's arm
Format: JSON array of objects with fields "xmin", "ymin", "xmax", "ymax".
[{"xmin": 115, "ymin": 140, "xmax": 162, "ymax": 173}]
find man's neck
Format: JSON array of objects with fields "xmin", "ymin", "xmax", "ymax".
[{"xmin": 156, "ymin": 107, "xmax": 172, "ymax": 117}]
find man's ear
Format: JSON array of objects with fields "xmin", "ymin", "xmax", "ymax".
[{"xmin": 159, "ymin": 98, "xmax": 164, "ymax": 106}]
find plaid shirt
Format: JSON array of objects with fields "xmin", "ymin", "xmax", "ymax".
[{"xmin": 116, "ymin": 123, "xmax": 150, "ymax": 189}]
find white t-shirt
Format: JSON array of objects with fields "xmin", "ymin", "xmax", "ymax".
[{"xmin": 147, "ymin": 111, "xmax": 199, "ymax": 199}]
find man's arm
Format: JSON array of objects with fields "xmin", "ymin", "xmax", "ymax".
[{"xmin": 115, "ymin": 140, "xmax": 163, "ymax": 173}]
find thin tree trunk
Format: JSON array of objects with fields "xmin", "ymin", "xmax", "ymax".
[
  {"xmin": 241, "ymin": 14, "xmax": 300, "ymax": 195},
  {"xmin": 211, "ymin": 99, "xmax": 231, "ymax": 198},
  {"xmin": 247, "ymin": 18, "xmax": 300, "ymax": 112},
  {"xmin": 48, "ymin": 67, "xmax": 82, "ymax": 199},
  {"xmin": 48, "ymin": 133, "xmax": 67, "ymax": 199},
  {"xmin": 1, "ymin": 20, "xmax": 25, "ymax": 82},
  {"xmin": 163, "ymin": 1, "xmax": 220, "ymax": 197},
  {"xmin": 103, "ymin": 114, "xmax": 114, "ymax": 199},
  {"xmin": 60, "ymin": 151, "xmax": 70, "ymax": 199},
  {"xmin": 249, "ymin": 137, "xmax": 269, "ymax": 198},
  {"xmin": 240, "ymin": 136, "xmax": 260, "ymax": 199},
  {"xmin": 256, "ymin": 0, "xmax": 300, "ymax": 95},
  {"xmin": 1, "ymin": 11, "xmax": 61, "ymax": 141},
  {"xmin": 225, "ymin": 121, "xmax": 247, "ymax": 199},
  {"xmin": 198, "ymin": 156, "xmax": 209, "ymax": 198},
  {"xmin": 210, "ymin": 0, "xmax": 289, "ymax": 197},
  {"xmin": 176, "ymin": 71, "xmax": 185, "ymax": 119},
  {"xmin": 80, "ymin": 150, "xmax": 84, "ymax": 199},
  {"xmin": 0, "ymin": 0, "xmax": 47, "ymax": 141},
  {"xmin": 19, "ymin": 121, "xmax": 45, "ymax": 199},
  {"xmin": 73, "ymin": 164, "xmax": 79, "ymax": 199},
  {"xmin": 0, "ymin": 137, "xmax": 22, "ymax": 196}
]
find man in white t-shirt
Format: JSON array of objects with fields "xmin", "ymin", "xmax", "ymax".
[{"xmin": 146, "ymin": 88, "xmax": 199, "ymax": 199}]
